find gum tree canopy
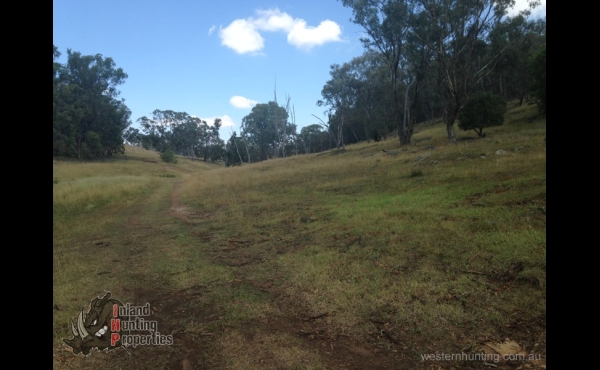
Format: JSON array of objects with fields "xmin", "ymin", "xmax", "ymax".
[{"xmin": 53, "ymin": 45, "xmax": 131, "ymax": 159}]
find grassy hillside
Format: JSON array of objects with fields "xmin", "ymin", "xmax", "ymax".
[{"xmin": 53, "ymin": 102, "xmax": 546, "ymax": 369}]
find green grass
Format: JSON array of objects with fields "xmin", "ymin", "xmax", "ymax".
[{"xmin": 53, "ymin": 102, "xmax": 545, "ymax": 369}]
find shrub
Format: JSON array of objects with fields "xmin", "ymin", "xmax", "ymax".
[
  {"xmin": 160, "ymin": 148, "xmax": 178, "ymax": 164},
  {"xmin": 458, "ymin": 93, "xmax": 506, "ymax": 138}
]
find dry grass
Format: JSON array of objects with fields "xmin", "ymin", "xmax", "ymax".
[
  {"xmin": 53, "ymin": 101, "xmax": 545, "ymax": 369},
  {"xmin": 217, "ymin": 331, "xmax": 325, "ymax": 370},
  {"xmin": 175, "ymin": 101, "xmax": 545, "ymax": 357}
]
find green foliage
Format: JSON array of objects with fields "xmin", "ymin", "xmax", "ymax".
[
  {"xmin": 84, "ymin": 131, "xmax": 103, "ymax": 159},
  {"xmin": 299, "ymin": 124, "xmax": 332, "ymax": 154},
  {"xmin": 241, "ymin": 101, "xmax": 290, "ymax": 161},
  {"xmin": 339, "ymin": 0, "xmax": 414, "ymax": 144},
  {"xmin": 487, "ymin": 16, "xmax": 546, "ymax": 106},
  {"xmin": 53, "ymin": 45, "xmax": 131, "ymax": 159},
  {"xmin": 136, "ymin": 110, "xmax": 224, "ymax": 161},
  {"xmin": 458, "ymin": 93, "xmax": 507, "ymax": 137},
  {"xmin": 123, "ymin": 127, "xmax": 142, "ymax": 146},
  {"xmin": 338, "ymin": 0, "xmax": 527, "ymax": 144},
  {"xmin": 224, "ymin": 132, "xmax": 247, "ymax": 167},
  {"xmin": 160, "ymin": 148, "xmax": 178, "ymax": 164},
  {"xmin": 529, "ymin": 43, "xmax": 546, "ymax": 114},
  {"xmin": 318, "ymin": 52, "xmax": 396, "ymax": 147}
]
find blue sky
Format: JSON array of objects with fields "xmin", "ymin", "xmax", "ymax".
[{"xmin": 53, "ymin": 0, "xmax": 545, "ymax": 140}]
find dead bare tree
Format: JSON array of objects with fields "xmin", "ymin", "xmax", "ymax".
[
  {"xmin": 229, "ymin": 128, "xmax": 244, "ymax": 165},
  {"xmin": 241, "ymin": 131, "xmax": 251, "ymax": 163},
  {"xmin": 311, "ymin": 114, "xmax": 343, "ymax": 150}
]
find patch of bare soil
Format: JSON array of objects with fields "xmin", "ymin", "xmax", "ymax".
[
  {"xmin": 169, "ymin": 181, "xmax": 194, "ymax": 223},
  {"xmin": 215, "ymin": 274, "xmax": 409, "ymax": 369},
  {"xmin": 56, "ymin": 251, "xmax": 545, "ymax": 369},
  {"xmin": 169, "ymin": 181, "xmax": 214, "ymax": 224},
  {"xmin": 123, "ymin": 285, "xmax": 404, "ymax": 370}
]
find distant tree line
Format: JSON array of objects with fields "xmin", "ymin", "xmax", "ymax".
[
  {"xmin": 53, "ymin": 45, "xmax": 132, "ymax": 159},
  {"xmin": 54, "ymin": 2, "xmax": 546, "ymax": 164},
  {"xmin": 223, "ymin": 94, "xmax": 345, "ymax": 167},
  {"xmin": 224, "ymin": 2, "xmax": 546, "ymax": 167},
  {"xmin": 124, "ymin": 110, "xmax": 225, "ymax": 162},
  {"xmin": 316, "ymin": 0, "xmax": 547, "ymax": 146}
]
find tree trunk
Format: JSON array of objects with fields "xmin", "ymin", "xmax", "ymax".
[
  {"xmin": 401, "ymin": 80, "xmax": 415, "ymax": 146},
  {"xmin": 444, "ymin": 89, "xmax": 460, "ymax": 144},
  {"xmin": 242, "ymin": 136, "xmax": 251, "ymax": 164},
  {"xmin": 233, "ymin": 138, "xmax": 243, "ymax": 165},
  {"xmin": 394, "ymin": 82, "xmax": 415, "ymax": 146},
  {"xmin": 351, "ymin": 128, "xmax": 359, "ymax": 143},
  {"xmin": 394, "ymin": 86, "xmax": 406, "ymax": 146},
  {"xmin": 518, "ymin": 90, "xmax": 527, "ymax": 106},
  {"xmin": 445, "ymin": 113, "xmax": 457, "ymax": 143}
]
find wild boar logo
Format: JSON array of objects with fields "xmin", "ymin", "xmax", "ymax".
[{"xmin": 63, "ymin": 292, "xmax": 128, "ymax": 355}]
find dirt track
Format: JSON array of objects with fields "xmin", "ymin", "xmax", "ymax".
[{"xmin": 53, "ymin": 178, "xmax": 546, "ymax": 369}]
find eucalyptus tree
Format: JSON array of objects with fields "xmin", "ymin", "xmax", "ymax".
[
  {"xmin": 137, "ymin": 110, "xmax": 224, "ymax": 160},
  {"xmin": 170, "ymin": 114, "xmax": 206, "ymax": 158},
  {"xmin": 299, "ymin": 124, "xmax": 323, "ymax": 154},
  {"xmin": 485, "ymin": 14, "xmax": 546, "ymax": 105},
  {"xmin": 529, "ymin": 42, "xmax": 546, "ymax": 114},
  {"xmin": 341, "ymin": 51, "xmax": 397, "ymax": 141},
  {"xmin": 240, "ymin": 102, "xmax": 289, "ymax": 161},
  {"xmin": 317, "ymin": 62, "xmax": 357, "ymax": 149},
  {"xmin": 137, "ymin": 110, "xmax": 178, "ymax": 152},
  {"xmin": 224, "ymin": 131, "xmax": 247, "ymax": 166},
  {"xmin": 338, "ymin": 0, "xmax": 542, "ymax": 144},
  {"xmin": 53, "ymin": 46, "xmax": 131, "ymax": 158},
  {"xmin": 123, "ymin": 127, "xmax": 142, "ymax": 146},
  {"xmin": 414, "ymin": 0, "xmax": 515, "ymax": 143},
  {"xmin": 339, "ymin": 0, "xmax": 416, "ymax": 145},
  {"xmin": 275, "ymin": 93, "xmax": 297, "ymax": 158},
  {"xmin": 202, "ymin": 118, "xmax": 226, "ymax": 162}
]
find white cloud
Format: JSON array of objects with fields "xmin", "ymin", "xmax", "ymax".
[
  {"xmin": 229, "ymin": 95, "xmax": 258, "ymax": 109},
  {"xmin": 199, "ymin": 115, "xmax": 236, "ymax": 127},
  {"xmin": 208, "ymin": 25, "xmax": 216, "ymax": 35},
  {"xmin": 251, "ymin": 9, "xmax": 295, "ymax": 32},
  {"xmin": 287, "ymin": 19, "xmax": 342, "ymax": 49},
  {"xmin": 219, "ymin": 19, "xmax": 264, "ymax": 54},
  {"xmin": 218, "ymin": 115, "xmax": 236, "ymax": 127},
  {"xmin": 506, "ymin": 0, "xmax": 546, "ymax": 18},
  {"xmin": 219, "ymin": 8, "xmax": 343, "ymax": 54}
]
